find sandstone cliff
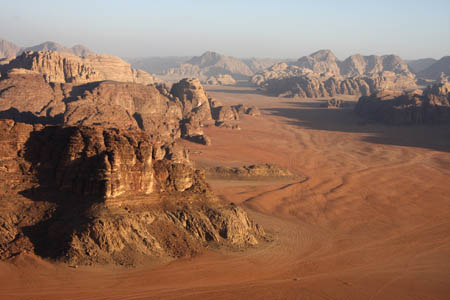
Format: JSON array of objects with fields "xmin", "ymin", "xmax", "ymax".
[
  {"xmin": 0, "ymin": 121, "xmax": 266, "ymax": 265},
  {"xmin": 0, "ymin": 51, "xmax": 154, "ymax": 85},
  {"xmin": 355, "ymin": 80, "xmax": 450, "ymax": 124}
]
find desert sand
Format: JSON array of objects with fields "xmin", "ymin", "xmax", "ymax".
[{"xmin": 1, "ymin": 85, "xmax": 449, "ymax": 299}]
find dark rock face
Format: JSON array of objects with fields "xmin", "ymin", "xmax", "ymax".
[
  {"xmin": 355, "ymin": 81, "xmax": 450, "ymax": 124},
  {"xmin": 0, "ymin": 121, "xmax": 266, "ymax": 265}
]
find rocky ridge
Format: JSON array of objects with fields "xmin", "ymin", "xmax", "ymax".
[
  {"xmin": 0, "ymin": 38, "xmax": 93, "ymax": 59},
  {"xmin": 0, "ymin": 53, "xmax": 262, "ymax": 146},
  {"xmin": 0, "ymin": 121, "xmax": 265, "ymax": 265},
  {"xmin": 251, "ymin": 50, "xmax": 418, "ymax": 98},
  {"xmin": 0, "ymin": 51, "xmax": 154, "ymax": 84},
  {"xmin": 355, "ymin": 79, "xmax": 450, "ymax": 124}
]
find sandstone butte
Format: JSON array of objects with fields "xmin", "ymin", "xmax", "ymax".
[{"xmin": 0, "ymin": 50, "xmax": 266, "ymax": 266}]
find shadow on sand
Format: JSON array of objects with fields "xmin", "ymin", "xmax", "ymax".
[{"xmin": 263, "ymin": 101, "xmax": 450, "ymax": 153}]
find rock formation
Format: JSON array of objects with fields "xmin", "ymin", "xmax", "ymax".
[
  {"xmin": 406, "ymin": 58, "xmax": 437, "ymax": 74},
  {"xmin": 0, "ymin": 51, "xmax": 154, "ymax": 85},
  {"xmin": 0, "ymin": 38, "xmax": 20, "ymax": 59},
  {"xmin": 0, "ymin": 121, "xmax": 266, "ymax": 265},
  {"xmin": 251, "ymin": 50, "xmax": 418, "ymax": 98},
  {"xmin": 0, "ymin": 55, "xmax": 262, "ymax": 147},
  {"xmin": 206, "ymin": 74, "xmax": 236, "ymax": 85},
  {"xmin": 205, "ymin": 164, "xmax": 294, "ymax": 179},
  {"xmin": 296, "ymin": 50, "xmax": 341, "ymax": 76},
  {"xmin": 162, "ymin": 51, "xmax": 280, "ymax": 81},
  {"xmin": 19, "ymin": 41, "xmax": 93, "ymax": 57},
  {"xmin": 355, "ymin": 80, "xmax": 450, "ymax": 124},
  {"xmin": 418, "ymin": 56, "xmax": 450, "ymax": 81},
  {"xmin": 0, "ymin": 38, "xmax": 94, "ymax": 59}
]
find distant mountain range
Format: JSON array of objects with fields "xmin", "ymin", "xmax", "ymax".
[
  {"xmin": 0, "ymin": 38, "xmax": 93, "ymax": 58},
  {"xmin": 126, "ymin": 51, "xmax": 283, "ymax": 82},
  {"xmin": 1, "ymin": 37, "xmax": 448, "ymax": 82}
]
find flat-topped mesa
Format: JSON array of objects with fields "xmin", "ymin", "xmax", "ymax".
[
  {"xmin": 0, "ymin": 50, "xmax": 154, "ymax": 84},
  {"xmin": 355, "ymin": 80, "xmax": 450, "ymax": 124}
]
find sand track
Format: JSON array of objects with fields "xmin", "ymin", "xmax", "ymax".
[{"xmin": 1, "ymin": 86, "xmax": 449, "ymax": 299}]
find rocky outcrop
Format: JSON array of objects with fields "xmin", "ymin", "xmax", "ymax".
[
  {"xmin": 251, "ymin": 50, "xmax": 418, "ymax": 98},
  {"xmin": 0, "ymin": 72, "xmax": 180, "ymax": 140},
  {"xmin": 296, "ymin": 50, "xmax": 341, "ymax": 76},
  {"xmin": 0, "ymin": 68, "xmax": 261, "ymax": 146},
  {"xmin": 0, "ymin": 121, "xmax": 266, "ymax": 265},
  {"xmin": 0, "ymin": 51, "xmax": 154, "ymax": 84},
  {"xmin": 355, "ymin": 80, "xmax": 450, "ymax": 124},
  {"xmin": 0, "ymin": 38, "xmax": 20, "ymax": 59},
  {"xmin": 19, "ymin": 41, "xmax": 93, "ymax": 57},
  {"xmin": 206, "ymin": 74, "xmax": 236, "ymax": 85},
  {"xmin": 205, "ymin": 164, "xmax": 294, "ymax": 179},
  {"xmin": 258, "ymin": 71, "xmax": 417, "ymax": 98},
  {"xmin": 164, "ymin": 51, "xmax": 254, "ymax": 81}
]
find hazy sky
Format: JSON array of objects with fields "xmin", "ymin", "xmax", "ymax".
[{"xmin": 1, "ymin": 0, "xmax": 449, "ymax": 59}]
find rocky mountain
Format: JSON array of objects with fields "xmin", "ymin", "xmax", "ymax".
[
  {"xmin": 0, "ymin": 38, "xmax": 20, "ymax": 59},
  {"xmin": 0, "ymin": 38, "xmax": 94, "ymax": 59},
  {"xmin": 19, "ymin": 41, "xmax": 93, "ymax": 56},
  {"xmin": 251, "ymin": 50, "xmax": 417, "ymax": 98},
  {"xmin": 0, "ymin": 120, "xmax": 265, "ymax": 265},
  {"xmin": 296, "ymin": 50, "xmax": 341, "ymax": 76},
  {"xmin": 0, "ymin": 50, "xmax": 154, "ymax": 84},
  {"xmin": 0, "ymin": 50, "xmax": 266, "ymax": 266},
  {"xmin": 340, "ymin": 54, "xmax": 413, "ymax": 77},
  {"xmin": 355, "ymin": 79, "xmax": 450, "ymax": 124},
  {"xmin": 125, "ymin": 56, "xmax": 191, "ymax": 75},
  {"xmin": 206, "ymin": 74, "xmax": 236, "ymax": 85},
  {"xmin": 406, "ymin": 58, "xmax": 437, "ymax": 73},
  {"xmin": 0, "ymin": 53, "xmax": 260, "ymax": 146},
  {"xmin": 164, "ymin": 51, "xmax": 253, "ymax": 81},
  {"xmin": 418, "ymin": 56, "xmax": 450, "ymax": 81}
]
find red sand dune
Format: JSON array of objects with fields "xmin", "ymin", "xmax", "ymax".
[{"xmin": 1, "ymin": 86, "xmax": 449, "ymax": 300}]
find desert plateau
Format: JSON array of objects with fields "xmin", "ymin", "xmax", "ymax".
[{"xmin": 1, "ymin": 1, "xmax": 450, "ymax": 299}]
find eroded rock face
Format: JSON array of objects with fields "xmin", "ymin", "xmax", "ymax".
[
  {"xmin": 257, "ymin": 71, "xmax": 417, "ymax": 98},
  {"xmin": 251, "ymin": 50, "xmax": 418, "ymax": 98},
  {"xmin": 0, "ymin": 121, "xmax": 266, "ymax": 265},
  {"xmin": 206, "ymin": 74, "xmax": 236, "ymax": 85},
  {"xmin": 0, "ymin": 51, "xmax": 154, "ymax": 85},
  {"xmin": 355, "ymin": 81, "xmax": 450, "ymax": 124},
  {"xmin": 0, "ymin": 68, "xmax": 262, "ymax": 146}
]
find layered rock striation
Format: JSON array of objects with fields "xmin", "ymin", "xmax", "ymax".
[
  {"xmin": 0, "ymin": 51, "xmax": 154, "ymax": 84},
  {"xmin": 0, "ymin": 121, "xmax": 266, "ymax": 265}
]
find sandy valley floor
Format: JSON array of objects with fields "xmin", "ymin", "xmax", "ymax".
[{"xmin": 1, "ymin": 86, "xmax": 449, "ymax": 300}]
